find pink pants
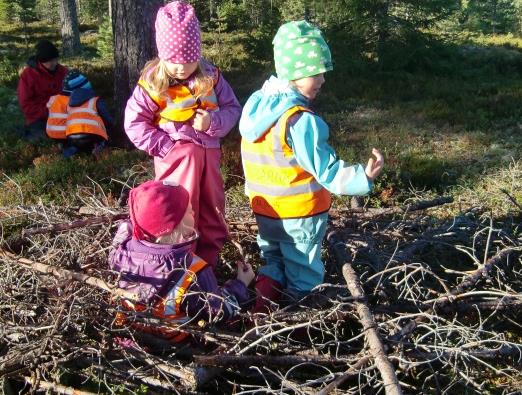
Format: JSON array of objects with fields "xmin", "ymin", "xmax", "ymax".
[{"xmin": 154, "ymin": 140, "xmax": 227, "ymax": 267}]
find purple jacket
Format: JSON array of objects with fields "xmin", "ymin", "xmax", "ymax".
[
  {"xmin": 109, "ymin": 221, "xmax": 249, "ymax": 323},
  {"xmin": 124, "ymin": 61, "xmax": 241, "ymax": 157}
]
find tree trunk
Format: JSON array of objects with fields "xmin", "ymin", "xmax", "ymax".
[
  {"xmin": 376, "ymin": 0, "xmax": 390, "ymax": 69},
  {"xmin": 58, "ymin": 0, "xmax": 82, "ymax": 56},
  {"xmin": 111, "ymin": 0, "xmax": 163, "ymax": 147}
]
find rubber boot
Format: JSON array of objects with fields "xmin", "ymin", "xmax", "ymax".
[{"xmin": 251, "ymin": 275, "xmax": 283, "ymax": 315}]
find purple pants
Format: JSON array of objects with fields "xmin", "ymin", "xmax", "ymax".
[{"xmin": 154, "ymin": 140, "xmax": 227, "ymax": 268}]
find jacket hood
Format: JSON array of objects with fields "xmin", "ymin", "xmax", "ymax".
[
  {"xmin": 26, "ymin": 56, "xmax": 39, "ymax": 69},
  {"xmin": 239, "ymin": 76, "xmax": 308, "ymax": 142},
  {"xmin": 26, "ymin": 56, "xmax": 65, "ymax": 76},
  {"xmin": 69, "ymin": 88, "xmax": 96, "ymax": 107}
]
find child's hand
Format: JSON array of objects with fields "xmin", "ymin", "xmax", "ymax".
[
  {"xmin": 236, "ymin": 261, "xmax": 255, "ymax": 286},
  {"xmin": 191, "ymin": 109, "xmax": 211, "ymax": 132},
  {"xmin": 365, "ymin": 148, "xmax": 384, "ymax": 181}
]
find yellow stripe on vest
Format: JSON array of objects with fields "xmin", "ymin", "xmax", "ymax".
[
  {"xmin": 46, "ymin": 94, "xmax": 70, "ymax": 140},
  {"xmin": 138, "ymin": 79, "xmax": 219, "ymax": 124},
  {"xmin": 241, "ymin": 106, "xmax": 331, "ymax": 219}
]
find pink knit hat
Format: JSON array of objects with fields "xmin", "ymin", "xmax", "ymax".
[
  {"xmin": 129, "ymin": 180, "xmax": 190, "ymax": 241},
  {"xmin": 155, "ymin": 1, "xmax": 201, "ymax": 63}
]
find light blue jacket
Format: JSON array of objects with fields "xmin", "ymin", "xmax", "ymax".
[{"xmin": 239, "ymin": 76, "xmax": 372, "ymax": 244}]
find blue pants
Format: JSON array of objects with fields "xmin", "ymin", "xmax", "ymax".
[{"xmin": 255, "ymin": 212, "xmax": 328, "ymax": 297}]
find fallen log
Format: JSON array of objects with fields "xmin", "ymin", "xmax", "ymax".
[
  {"xmin": 0, "ymin": 249, "xmax": 136, "ymax": 300},
  {"xmin": 193, "ymin": 354, "xmax": 355, "ymax": 368},
  {"xmin": 327, "ymin": 231, "xmax": 403, "ymax": 395},
  {"xmin": 21, "ymin": 213, "xmax": 128, "ymax": 237},
  {"xmin": 316, "ymin": 355, "xmax": 373, "ymax": 395},
  {"xmin": 435, "ymin": 246, "xmax": 521, "ymax": 308},
  {"xmin": 402, "ymin": 344, "xmax": 522, "ymax": 363},
  {"xmin": 386, "ymin": 247, "xmax": 521, "ymax": 343},
  {"xmin": 23, "ymin": 376, "xmax": 96, "ymax": 395}
]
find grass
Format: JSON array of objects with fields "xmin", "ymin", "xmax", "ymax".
[{"xmin": 0, "ymin": 21, "xmax": 521, "ymax": 215}]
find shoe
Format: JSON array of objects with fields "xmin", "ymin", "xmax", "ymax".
[
  {"xmin": 251, "ymin": 275, "xmax": 283, "ymax": 315},
  {"xmin": 62, "ymin": 146, "xmax": 79, "ymax": 158},
  {"xmin": 92, "ymin": 141, "xmax": 106, "ymax": 157}
]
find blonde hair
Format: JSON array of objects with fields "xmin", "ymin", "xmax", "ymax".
[
  {"xmin": 155, "ymin": 207, "xmax": 197, "ymax": 245},
  {"xmin": 140, "ymin": 58, "xmax": 215, "ymax": 101}
]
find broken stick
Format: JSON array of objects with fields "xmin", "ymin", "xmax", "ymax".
[{"xmin": 328, "ymin": 231, "xmax": 403, "ymax": 395}]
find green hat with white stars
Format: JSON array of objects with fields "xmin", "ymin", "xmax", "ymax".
[{"xmin": 273, "ymin": 20, "xmax": 333, "ymax": 81}]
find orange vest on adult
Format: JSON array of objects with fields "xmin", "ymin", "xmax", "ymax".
[
  {"xmin": 65, "ymin": 97, "xmax": 108, "ymax": 141},
  {"xmin": 115, "ymin": 256, "xmax": 208, "ymax": 343},
  {"xmin": 138, "ymin": 79, "xmax": 219, "ymax": 124},
  {"xmin": 46, "ymin": 94, "xmax": 69, "ymax": 140},
  {"xmin": 241, "ymin": 106, "xmax": 331, "ymax": 219}
]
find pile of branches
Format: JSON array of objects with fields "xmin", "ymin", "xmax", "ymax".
[{"xmin": 0, "ymin": 195, "xmax": 521, "ymax": 394}]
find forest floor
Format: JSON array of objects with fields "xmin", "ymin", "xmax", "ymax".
[{"xmin": 0, "ymin": 21, "xmax": 521, "ymax": 394}]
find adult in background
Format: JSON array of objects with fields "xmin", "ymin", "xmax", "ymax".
[{"xmin": 17, "ymin": 40, "xmax": 68, "ymax": 142}]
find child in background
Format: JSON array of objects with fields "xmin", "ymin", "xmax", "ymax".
[
  {"xmin": 46, "ymin": 71, "xmax": 112, "ymax": 157},
  {"xmin": 125, "ymin": 1, "xmax": 241, "ymax": 267},
  {"xmin": 109, "ymin": 180, "xmax": 254, "ymax": 341},
  {"xmin": 239, "ymin": 21, "xmax": 384, "ymax": 313}
]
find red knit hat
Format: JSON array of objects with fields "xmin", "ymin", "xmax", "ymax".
[
  {"xmin": 129, "ymin": 180, "xmax": 190, "ymax": 241},
  {"xmin": 155, "ymin": 1, "xmax": 201, "ymax": 63}
]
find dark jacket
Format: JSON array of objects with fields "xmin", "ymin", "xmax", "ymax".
[{"xmin": 17, "ymin": 57, "xmax": 68, "ymax": 125}]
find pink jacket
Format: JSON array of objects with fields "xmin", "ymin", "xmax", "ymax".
[{"xmin": 124, "ymin": 61, "xmax": 241, "ymax": 157}]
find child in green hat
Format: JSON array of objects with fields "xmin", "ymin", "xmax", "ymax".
[{"xmin": 239, "ymin": 20, "xmax": 384, "ymax": 313}]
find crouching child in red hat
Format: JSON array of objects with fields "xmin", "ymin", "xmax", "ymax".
[{"xmin": 109, "ymin": 180, "xmax": 255, "ymax": 342}]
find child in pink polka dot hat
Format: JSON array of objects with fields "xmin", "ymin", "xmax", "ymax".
[{"xmin": 124, "ymin": 1, "xmax": 241, "ymax": 269}]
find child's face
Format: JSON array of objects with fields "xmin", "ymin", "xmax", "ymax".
[
  {"xmin": 164, "ymin": 61, "xmax": 199, "ymax": 80},
  {"xmin": 292, "ymin": 73, "xmax": 325, "ymax": 100},
  {"xmin": 180, "ymin": 202, "xmax": 195, "ymax": 235}
]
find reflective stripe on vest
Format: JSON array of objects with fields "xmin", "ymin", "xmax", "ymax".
[
  {"xmin": 118, "ymin": 256, "xmax": 208, "ymax": 342},
  {"xmin": 46, "ymin": 94, "xmax": 69, "ymax": 140},
  {"xmin": 138, "ymin": 79, "xmax": 219, "ymax": 124},
  {"xmin": 241, "ymin": 106, "xmax": 331, "ymax": 219},
  {"xmin": 65, "ymin": 97, "xmax": 108, "ymax": 140}
]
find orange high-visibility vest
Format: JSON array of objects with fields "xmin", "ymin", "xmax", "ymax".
[
  {"xmin": 138, "ymin": 78, "xmax": 219, "ymax": 124},
  {"xmin": 46, "ymin": 94, "xmax": 69, "ymax": 140},
  {"xmin": 241, "ymin": 106, "xmax": 331, "ymax": 219},
  {"xmin": 65, "ymin": 97, "xmax": 108, "ymax": 141},
  {"xmin": 115, "ymin": 257, "xmax": 208, "ymax": 343}
]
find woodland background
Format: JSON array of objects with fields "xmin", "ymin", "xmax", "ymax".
[
  {"xmin": 0, "ymin": 1, "xmax": 521, "ymax": 394},
  {"xmin": 0, "ymin": 0, "xmax": 521, "ymax": 210}
]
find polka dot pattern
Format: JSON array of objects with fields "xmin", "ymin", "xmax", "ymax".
[
  {"xmin": 155, "ymin": 1, "xmax": 201, "ymax": 63},
  {"xmin": 272, "ymin": 20, "xmax": 333, "ymax": 81}
]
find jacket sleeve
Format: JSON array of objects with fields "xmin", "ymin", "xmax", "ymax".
[
  {"xmin": 181, "ymin": 266, "xmax": 249, "ymax": 323},
  {"xmin": 96, "ymin": 98, "xmax": 114, "ymax": 129},
  {"xmin": 204, "ymin": 72, "xmax": 242, "ymax": 138},
  {"xmin": 287, "ymin": 112, "xmax": 372, "ymax": 196},
  {"xmin": 124, "ymin": 85, "xmax": 175, "ymax": 158},
  {"xmin": 17, "ymin": 69, "xmax": 47, "ymax": 123}
]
